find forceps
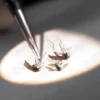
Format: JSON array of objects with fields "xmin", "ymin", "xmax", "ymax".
[{"xmin": 4, "ymin": 0, "xmax": 41, "ymax": 59}]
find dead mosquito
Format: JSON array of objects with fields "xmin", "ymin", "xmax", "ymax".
[
  {"xmin": 48, "ymin": 39, "xmax": 70, "ymax": 60},
  {"xmin": 24, "ymin": 59, "xmax": 42, "ymax": 72},
  {"xmin": 24, "ymin": 53, "xmax": 46, "ymax": 72},
  {"xmin": 46, "ymin": 59, "xmax": 68, "ymax": 71}
]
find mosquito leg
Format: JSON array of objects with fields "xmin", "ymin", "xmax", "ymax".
[
  {"xmin": 46, "ymin": 67, "xmax": 56, "ymax": 71},
  {"xmin": 65, "ymin": 47, "xmax": 71, "ymax": 54},
  {"xmin": 54, "ymin": 52, "xmax": 59, "ymax": 56},
  {"xmin": 48, "ymin": 40, "xmax": 55, "ymax": 51},
  {"xmin": 62, "ymin": 63, "xmax": 68, "ymax": 69},
  {"xmin": 57, "ymin": 38, "xmax": 65, "ymax": 53}
]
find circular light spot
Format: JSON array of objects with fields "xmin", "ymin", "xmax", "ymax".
[{"xmin": 0, "ymin": 29, "xmax": 100, "ymax": 85}]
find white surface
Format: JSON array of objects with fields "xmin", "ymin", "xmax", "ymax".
[{"xmin": 0, "ymin": 30, "xmax": 100, "ymax": 85}]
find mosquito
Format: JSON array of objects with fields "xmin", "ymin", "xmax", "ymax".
[
  {"xmin": 48, "ymin": 39, "xmax": 70, "ymax": 60},
  {"xmin": 24, "ymin": 59, "xmax": 42, "ymax": 72},
  {"xmin": 24, "ymin": 53, "xmax": 46, "ymax": 72},
  {"xmin": 46, "ymin": 60, "xmax": 68, "ymax": 71}
]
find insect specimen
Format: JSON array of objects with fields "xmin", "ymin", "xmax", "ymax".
[
  {"xmin": 24, "ymin": 59, "xmax": 42, "ymax": 72},
  {"xmin": 24, "ymin": 53, "xmax": 47, "ymax": 72},
  {"xmin": 46, "ymin": 60, "xmax": 68, "ymax": 71},
  {"xmin": 48, "ymin": 40, "xmax": 70, "ymax": 60}
]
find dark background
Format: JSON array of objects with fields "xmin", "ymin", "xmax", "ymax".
[
  {"xmin": 19, "ymin": 0, "xmax": 51, "ymax": 6},
  {"xmin": 0, "ymin": 0, "xmax": 100, "ymax": 100}
]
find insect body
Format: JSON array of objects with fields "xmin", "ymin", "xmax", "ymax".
[
  {"xmin": 48, "ymin": 40, "xmax": 70, "ymax": 60},
  {"xmin": 46, "ymin": 60, "xmax": 68, "ymax": 71},
  {"xmin": 24, "ymin": 53, "xmax": 47, "ymax": 72},
  {"xmin": 24, "ymin": 60, "xmax": 42, "ymax": 72},
  {"xmin": 49, "ymin": 52, "xmax": 69, "ymax": 60},
  {"xmin": 51, "ymin": 63, "xmax": 61, "ymax": 71}
]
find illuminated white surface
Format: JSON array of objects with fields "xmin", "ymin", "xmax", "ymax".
[{"xmin": 0, "ymin": 29, "xmax": 100, "ymax": 85}]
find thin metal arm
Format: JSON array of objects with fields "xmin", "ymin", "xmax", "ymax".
[{"xmin": 4, "ymin": 0, "xmax": 40, "ymax": 59}]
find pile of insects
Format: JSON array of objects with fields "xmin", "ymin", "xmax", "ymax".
[{"xmin": 24, "ymin": 40, "xmax": 70, "ymax": 72}]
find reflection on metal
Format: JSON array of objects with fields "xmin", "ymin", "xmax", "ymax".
[
  {"xmin": 17, "ymin": 9, "xmax": 40, "ymax": 59},
  {"xmin": 0, "ymin": 29, "xmax": 100, "ymax": 85},
  {"xmin": 5, "ymin": 0, "xmax": 40, "ymax": 59}
]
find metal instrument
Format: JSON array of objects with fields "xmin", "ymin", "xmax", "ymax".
[{"xmin": 4, "ymin": 0, "xmax": 41, "ymax": 59}]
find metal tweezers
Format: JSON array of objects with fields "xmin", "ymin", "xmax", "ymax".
[{"xmin": 4, "ymin": 0, "xmax": 41, "ymax": 59}]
